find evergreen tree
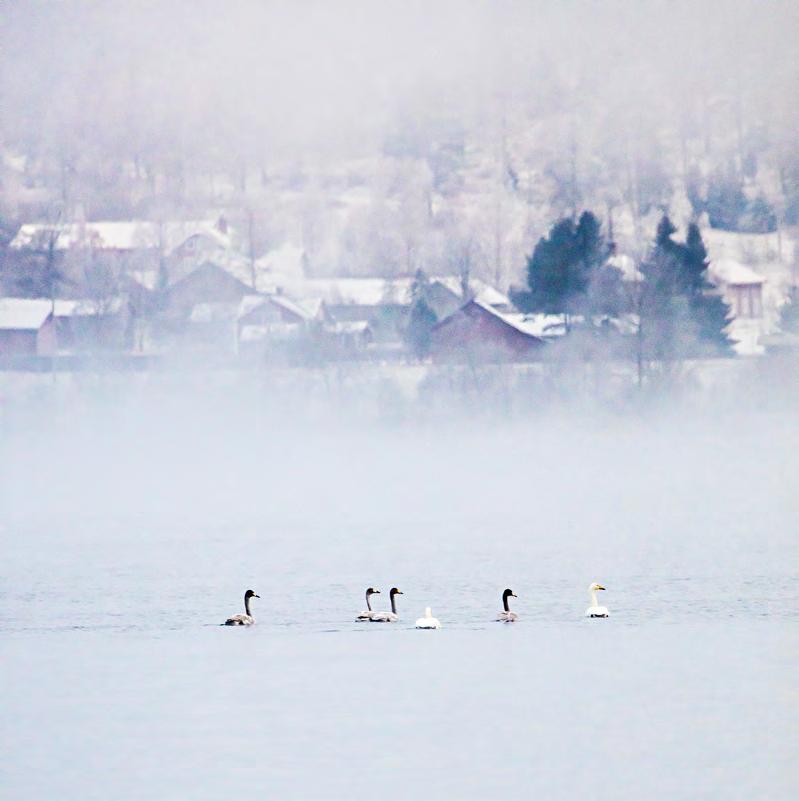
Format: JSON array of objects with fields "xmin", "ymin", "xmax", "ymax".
[
  {"xmin": 405, "ymin": 269, "xmax": 438, "ymax": 359},
  {"xmin": 683, "ymin": 223, "xmax": 735, "ymax": 355},
  {"xmin": 683, "ymin": 223, "xmax": 710, "ymax": 293},
  {"xmin": 638, "ymin": 220, "xmax": 690, "ymax": 362},
  {"xmin": 405, "ymin": 297, "xmax": 437, "ymax": 359},
  {"xmin": 513, "ymin": 211, "xmax": 611, "ymax": 320},
  {"xmin": 518, "ymin": 217, "xmax": 580, "ymax": 314},
  {"xmin": 639, "ymin": 216, "xmax": 733, "ymax": 359}
]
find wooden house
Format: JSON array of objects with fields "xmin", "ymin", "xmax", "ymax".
[
  {"xmin": 166, "ymin": 262, "xmax": 254, "ymax": 319},
  {"xmin": 0, "ymin": 299, "xmax": 56, "ymax": 357},
  {"xmin": 430, "ymin": 299, "xmax": 546, "ymax": 362},
  {"xmin": 51, "ymin": 298, "xmax": 131, "ymax": 352}
]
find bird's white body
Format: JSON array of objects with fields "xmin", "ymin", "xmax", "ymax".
[
  {"xmin": 370, "ymin": 611, "xmax": 398, "ymax": 622},
  {"xmin": 224, "ymin": 590, "xmax": 259, "ymax": 626},
  {"xmin": 585, "ymin": 583, "xmax": 609, "ymax": 618},
  {"xmin": 370, "ymin": 588, "xmax": 402, "ymax": 623},
  {"xmin": 356, "ymin": 588, "xmax": 380, "ymax": 621},
  {"xmin": 224, "ymin": 613, "xmax": 255, "ymax": 626},
  {"xmin": 415, "ymin": 607, "xmax": 441, "ymax": 629},
  {"xmin": 496, "ymin": 589, "xmax": 518, "ymax": 622}
]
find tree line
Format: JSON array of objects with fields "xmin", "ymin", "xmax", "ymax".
[{"xmin": 509, "ymin": 211, "xmax": 734, "ymax": 362}]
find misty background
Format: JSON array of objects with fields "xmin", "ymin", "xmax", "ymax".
[
  {"xmin": 1, "ymin": 3, "xmax": 798, "ymax": 800},
  {"xmin": 2, "ymin": 0, "xmax": 798, "ymax": 280}
]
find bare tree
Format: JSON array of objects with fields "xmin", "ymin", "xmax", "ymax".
[{"xmin": 16, "ymin": 216, "xmax": 72, "ymax": 311}]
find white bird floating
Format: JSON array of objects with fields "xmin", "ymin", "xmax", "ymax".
[
  {"xmin": 370, "ymin": 587, "xmax": 403, "ymax": 622},
  {"xmin": 496, "ymin": 588, "xmax": 518, "ymax": 622},
  {"xmin": 415, "ymin": 607, "xmax": 441, "ymax": 629},
  {"xmin": 356, "ymin": 587, "xmax": 381, "ymax": 621},
  {"xmin": 585, "ymin": 582, "xmax": 609, "ymax": 618},
  {"xmin": 224, "ymin": 589, "xmax": 259, "ymax": 626}
]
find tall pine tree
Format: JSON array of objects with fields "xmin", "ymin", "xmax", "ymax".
[
  {"xmin": 512, "ymin": 211, "xmax": 617, "ymax": 321},
  {"xmin": 683, "ymin": 223, "xmax": 735, "ymax": 355},
  {"xmin": 404, "ymin": 269, "xmax": 438, "ymax": 359},
  {"xmin": 639, "ymin": 216, "xmax": 733, "ymax": 359}
]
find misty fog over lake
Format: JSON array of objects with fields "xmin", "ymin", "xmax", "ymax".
[{"xmin": 1, "ymin": 373, "xmax": 796, "ymax": 800}]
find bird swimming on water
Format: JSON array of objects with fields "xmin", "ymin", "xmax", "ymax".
[
  {"xmin": 496, "ymin": 588, "xmax": 518, "ymax": 622},
  {"xmin": 370, "ymin": 587, "xmax": 403, "ymax": 622},
  {"xmin": 224, "ymin": 589, "xmax": 259, "ymax": 625},
  {"xmin": 356, "ymin": 587, "xmax": 381, "ymax": 621},
  {"xmin": 415, "ymin": 607, "xmax": 441, "ymax": 629},
  {"xmin": 585, "ymin": 582, "xmax": 609, "ymax": 618}
]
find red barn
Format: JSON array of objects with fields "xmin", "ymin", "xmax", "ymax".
[{"xmin": 430, "ymin": 299, "xmax": 546, "ymax": 362}]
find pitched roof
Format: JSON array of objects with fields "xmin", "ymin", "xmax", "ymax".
[
  {"xmin": 710, "ymin": 259, "xmax": 765, "ymax": 286},
  {"xmin": 434, "ymin": 299, "xmax": 546, "ymax": 342},
  {"xmin": 0, "ymin": 298, "xmax": 52, "ymax": 330},
  {"xmin": 10, "ymin": 220, "xmax": 230, "ymax": 254},
  {"xmin": 53, "ymin": 298, "xmax": 126, "ymax": 317},
  {"xmin": 293, "ymin": 277, "xmax": 413, "ymax": 306},
  {"xmin": 470, "ymin": 300, "xmax": 547, "ymax": 340},
  {"xmin": 237, "ymin": 293, "xmax": 317, "ymax": 322},
  {"xmin": 430, "ymin": 276, "xmax": 511, "ymax": 307},
  {"xmin": 281, "ymin": 275, "xmax": 510, "ymax": 308}
]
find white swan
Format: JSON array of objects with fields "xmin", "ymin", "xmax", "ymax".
[
  {"xmin": 355, "ymin": 587, "xmax": 381, "ymax": 621},
  {"xmin": 585, "ymin": 582, "xmax": 609, "ymax": 618},
  {"xmin": 415, "ymin": 607, "xmax": 441, "ymax": 629},
  {"xmin": 370, "ymin": 587, "xmax": 403, "ymax": 622},
  {"xmin": 496, "ymin": 588, "xmax": 518, "ymax": 622},
  {"xmin": 224, "ymin": 589, "xmax": 259, "ymax": 625}
]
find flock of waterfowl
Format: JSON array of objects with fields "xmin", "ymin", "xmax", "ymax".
[{"xmin": 223, "ymin": 583, "xmax": 609, "ymax": 627}]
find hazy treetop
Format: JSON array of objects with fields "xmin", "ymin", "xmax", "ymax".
[{"xmin": 3, "ymin": 0, "xmax": 797, "ymax": 163}]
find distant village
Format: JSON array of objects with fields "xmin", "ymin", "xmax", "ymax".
[{"xmin": 0, "ymin": 213, "xmax": 795, "ymax": 370}]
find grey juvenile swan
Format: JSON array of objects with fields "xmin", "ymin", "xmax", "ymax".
[
  {"xmin": 224, "ymin": 589, "xmax": 259, "ymax": 625},
  {"xmin": 356, "ymin": 587, "xmax": 381, "ymax": 621},
  {"xmin": 370, "ymin": 587, "xmax": 403, "ymax": 622}
]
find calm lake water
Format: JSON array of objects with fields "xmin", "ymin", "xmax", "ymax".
[{"xmin": 1, "ymin": 397, "xmax": 797, "ymax": 800}]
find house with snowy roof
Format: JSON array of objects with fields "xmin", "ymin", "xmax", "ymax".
[
  {"xmin": 0, "ymin": 296, "xmax": 133, "ymax": 356},
  {"xmin": 50, "ymin": 298, "xmax": 132, "ymax": 352},
  {"xmin": 9, "ymin": 218, "xmax": 231, "ymax": 257},
  {"xmin": 280, "ymin": 274, "xmax": 513, "ymax": 344},
  {"xmin": 166, "ymin": 262, "xmax": 254, "ymax": 319},
  {"xmin": 708, "ymin": 259, "xmax": 766, "ymax": 355},
  {"xmin": 709, "ymin": 260, "xmax": 764, "ymax": 320},
  {"xmin": 7, "ymin": 217, "xmax": 234, "ymax": 290},
  {"xmin": 424, "ymin": 276, "xmax": 514, "ymax": 319},
  {"xmin": 0, "ymin": 298, "xmax": 56, "ymax": 357},
  {"xmin": 429, "ymin": 299, "xmax": 546, "ymax": 362}
]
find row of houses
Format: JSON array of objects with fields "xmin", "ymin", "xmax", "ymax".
[
  {"xmin": 0, "ymin": 216, "xmax": 782, "ymax": 365},
  {"xmin": 0, "ymin": 257, "xmax": 550, "ymax": 363}
]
